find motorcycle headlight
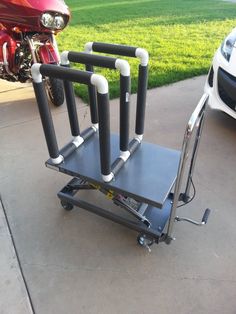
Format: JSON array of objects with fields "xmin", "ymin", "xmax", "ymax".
[
  {"xmin": 53, "ymin": 16, "xmax": 65, "ymax": 30},
  {"xmin": 221, "ymin": 28, "xmax": 236, "ymax": 61},
  {"xmin": 40, "ymin": 12, "xmax": 67, "ymax": 30},
  {"xmin": 41, "ymin": 13, "xmax": 54, "ymax": 28}
]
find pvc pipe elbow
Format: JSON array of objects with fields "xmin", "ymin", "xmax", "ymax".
[
  {"xmin": 31, "ymin": 63, "xmax": 42, "ymax": 83},
  {"xmin": 60, "ymin": 51, "xmax": 69, "ymax": 65},
  {"xmin": 51, "ymin": 155, "xmax": 64, "ymax": 165},
  {"xmin": 84, "ymin": 42, "xmax": 93, "ymax": 53},
  {"xmin": 102, "ymin": 173, "xmax": 114, "ymax": 182},
  {"xmin": 115, "ymin": 59, "xmax": 130, "ymax": 76},
  {"xmin": 135, "ymin": 48, "xmax": 149, "ymax": 66},
  {"xmin": 91, "ymin": 74, "xmax": 108, "ymax": 94}
]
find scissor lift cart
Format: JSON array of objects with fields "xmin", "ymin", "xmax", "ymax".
[{"xmin": 32, "ymin": 42, "xmax": 210, "ymax": 251}]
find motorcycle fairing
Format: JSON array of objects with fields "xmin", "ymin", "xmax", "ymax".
[{"xmin": 0, "ymin": 0, "xmax": 70, "ymax": 32}]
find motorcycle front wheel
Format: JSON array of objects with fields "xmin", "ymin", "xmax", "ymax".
[{"xmin": 45, "ymin": 77, "xmax": 64, "ymax": 107}]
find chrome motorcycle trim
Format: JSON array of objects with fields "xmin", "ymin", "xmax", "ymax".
[
  {"xmin": 2, "ymin": 42, "xmax": 17, "ymax": 79},
  {"xmin": 26, "ymin": 37, "xmax": 38, "ymax": 63}
]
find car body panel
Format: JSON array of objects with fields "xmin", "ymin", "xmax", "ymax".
[{"xmin": 205, "ymin": 38, "xmax": 236, "ymax": 119}]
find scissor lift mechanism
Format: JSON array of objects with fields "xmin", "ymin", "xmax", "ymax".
[{"xmin": 32, "ymin": 42, "xmax": 210, "ymax": 250}]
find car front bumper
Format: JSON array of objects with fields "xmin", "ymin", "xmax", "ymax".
[{"xmin": 205, "ymin": 48, "xmax": 236, "ymax": 119}]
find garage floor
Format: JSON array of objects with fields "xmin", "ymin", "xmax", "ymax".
[{"xmin": 0, "ymin": 76, "xmax": 236, "ymax": 314}]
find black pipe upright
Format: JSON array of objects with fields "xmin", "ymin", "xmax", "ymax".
[
  {"xmin": 97, "ymin": 93, "xmax": 111, "ymax": 176},
  {"xmin": 63, "ymin": 79, "xmax": 81, "ymax": 136},
  {"xmin": 120, "ymin": 75, "xmax": 130, "ymax": 152},
  {"xmin": 33, "ymin": 82, "xmax": 60, "ymax": 159},
  {"xmin": 135, "ymin": 65, "xmax": 148, "ymax": 135},
  {"xmin": 85, "ymin": 64, "xmax": 98, "ymax": 124}
]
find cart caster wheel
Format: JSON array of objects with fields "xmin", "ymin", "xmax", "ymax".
[
  {"xmin": 137, "ymin": 234, "xmax": 154, "ymax": 252},
  {"xmin": 61, "ymin": 201, "xmax": 74, "ymax": 211}
]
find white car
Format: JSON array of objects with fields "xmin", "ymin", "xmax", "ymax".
[{"xmin": 205, "ymin": 27, "xmax": 236, "ymax": 119}]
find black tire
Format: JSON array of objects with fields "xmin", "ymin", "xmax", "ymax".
[
  {"xmin": 46, "ymin": 77, "xmax": 64, "ymax": 107},
  {"xmin": 61, "ymin": 200, "xmax": 74, "ymax": 211}
]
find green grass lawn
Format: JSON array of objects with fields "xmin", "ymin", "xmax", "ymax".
[{"xmin": 57, "ymin": 0, "xmax": 236, "ymax": 101}]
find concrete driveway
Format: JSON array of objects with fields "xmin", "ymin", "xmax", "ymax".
[{"xmin": 0, "ymin": 76, "xmax": 236, "ymax": 314}]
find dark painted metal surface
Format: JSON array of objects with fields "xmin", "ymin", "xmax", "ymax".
[
  {"xmin": 58, "ymin": 181, "xmax": 172, "ymax": 238},
  {"xmin": 144, "ymin": 198, "xmax": 172, "ymax": 235},
  {"xmin": 47, "ymin": 134, "xmax": 180, "ymax": 208}
]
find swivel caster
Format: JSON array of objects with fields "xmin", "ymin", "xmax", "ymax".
[
  {"xmin": 137, "ymin": 234, "xmax": 154, "ymax": 252},
  {"xmin": 61, "ymin": 200, "xmax": 74, "ymax": 211}
]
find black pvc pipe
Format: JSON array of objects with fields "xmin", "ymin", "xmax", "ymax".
[
  {"xmin": 135, "ymin": 65, "xmax": 148, "ymax": 135},
  {"xmin": 33, "ymin": 82, "xmax": 59, "ymax": 159},
  {"xmin": 65, "ymin": 52, "xmax": 120, "ymax": 127},
  {"xmin": 120, "ymin": 75, "xmax": 130, "ymax": 152},
  {"xmin": 40, "ymin": 64, "xmax": 92, "ymax": 85},
  {"xmin": 59, "ymin": 142, "xmax": 77, "ymax": 159},
  {"xmin": 58, "ymin": 126, "xmax": 96, "ymax": 160},
  {"xmin": 66, "ymin": 51, "xmax": 131, "ymax": 152},
  {"xmin": 129, "ymin": 138, "xmax": 141, "ymax": 154},
  {"xmin": 111, "ymin": 158, "xmax": 125, "ymax": 176},
  {"xmin": 85, "ymin": 64, "xmax": 98, "ymax": 124},
  {"xmin": 92, "ymin": 42, "xmax": 137, "ymax": 57},
  {"xmin": 81, "ymin": 126, "xmax": 96, "ymax": 140},
  {"xmin": 63, "ymin": 80, "xmax": 80, "ymax": 136},
  {"xmin": 97, "ymin": 93, "xmax": 111, "ymax": 176},
  {"xmin": 68, "ymin": 52, "xmax": 117, "ymax": 69},
  {"xmin": 87, "ymin": 43, "xmax": 149, "ymax": 137},
  {"xmin": 34, "ymin": 64, "xmax": 112, "ymax": 180},
  {"xmin": 111, "ymin": 137, "xmax": 141, "ymax": 178}
]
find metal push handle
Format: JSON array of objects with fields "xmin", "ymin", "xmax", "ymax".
[{"xmin": 166, "ymin": 93, "xmax": 209, "ymax": 242}]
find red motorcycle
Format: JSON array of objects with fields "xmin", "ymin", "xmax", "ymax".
[{"xmin": 0, "ymin": 0, "xmax": 70, "ymax": 106}]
